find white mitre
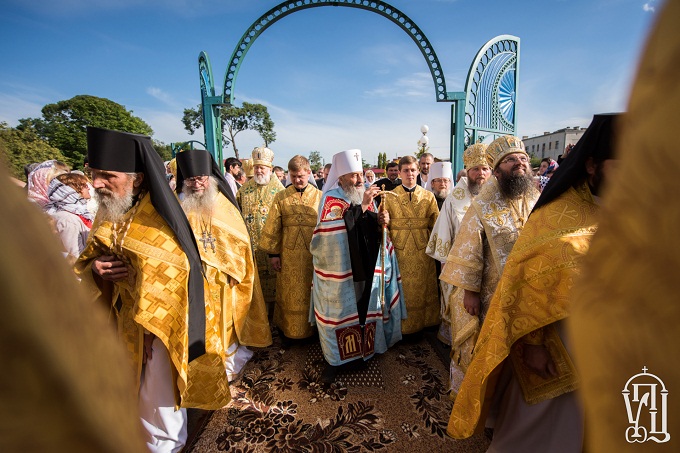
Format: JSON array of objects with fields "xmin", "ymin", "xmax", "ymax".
[
  {"xmin": 322, "ymin": 149, "xmax": 364, "ymax": 196},
  {"xmin": 429, "ymin": 161, "xmax": 452, "ymax": 181}
]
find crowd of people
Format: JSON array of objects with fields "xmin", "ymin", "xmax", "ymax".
[{"xmin": 8, "ymin": 4, "xmax": 680, "ymax": 448}]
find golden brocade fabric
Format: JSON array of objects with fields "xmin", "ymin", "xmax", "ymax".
[
  {"xmin": 570, "ymin": 5, "xmax": 680, "ymax": 449},
  {"xmin": 75, "ymin": 193, "xmax": 230, "ymax": 410},
  {"xmin": 1, "ymin": 168, "xmax": 147, "ymax": 452},
  {"xmin": 385, "ymin": 185, "xmax": 440, "ymax": 334},
  {"xmin": 426, "ymin": 177, "xmax": 474, "ymax": 347},
  {"xmin": 185, "ymin": 194, "xmax": 272, "ymax": 355},
  {"xmin": 448, "ymin": 183, "xmax": 598, "ymax": 438},
  {"xmin": 440, "ymin": 177, "xmax": 539, "ymax": 399},
  {"xmin": 237, "ymin": 177, "xmax": 284, "ymax": 303},
  {"xmin": 259, "ymin": 185, "xmax": 322, "ymax": 339}
]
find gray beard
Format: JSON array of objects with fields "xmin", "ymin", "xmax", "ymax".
[
  {"xmin": 253, "ymin": 174, "xmax": 271, "ymax": 185},
  {"xmin": 341, "ymin": 184, "xmax": 365, "ymax": 205},
  {"xmin": 498, "ymin": 172, "xmax": 535, "ymax": 199},
  {"xmin": 94, "ymin": 188, "xmax": 134, "ymax": 223},
  {"xmin": 468, "ymin": 180, "xmax": 481, "ymax": 196},
  {"xmin": 181, "ymin": 177, "xmax": 218, "ymax": 216},
  {"xmin": 434, "ymin": 189, "xmax": 449, "ymax": 199}
]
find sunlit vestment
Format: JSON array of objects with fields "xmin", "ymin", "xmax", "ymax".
[
  {"xmin": 184, "ymin": 192, "xmax": 272, "ymax": 380},
  {"xmin": 384, "ymin": 184, "xmax": 440, "ymax": 334},
  {"xmin": 259, "ymin": 184, "xmax": 322, "ymax": 339},
  {"xmin": 448, "ymin": 184, "xmax": 596, "ymax": 452},
  {"xmin": 570, "ymin": 3, "xmax": 680, "ymax": 449},
  {"xmin": 75, "ymin": 193, "xmax": 230, "ymax": 409},
  {"xmin": 426, "ymin": 176, "xmax": 473, "ymax": 346},
  {"xmin": 440, "ymin": 177, "xmax": 539, "ymax": 397},
  {"xmin": 236, "ymin": 176, "xmax": 284, "ymax": 303},
  {"xmin": 0, "ymin": 168, "xmax": 147, "ymax": 453}
]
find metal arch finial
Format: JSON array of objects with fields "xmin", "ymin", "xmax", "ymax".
[{"xmin": 221, "ymin": 0, "xmax": 448, "ymax": 104}]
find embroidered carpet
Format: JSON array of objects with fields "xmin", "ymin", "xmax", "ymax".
[{"xmin": 186, "ymin": 331, "xmax": 489, "ymax": 452}]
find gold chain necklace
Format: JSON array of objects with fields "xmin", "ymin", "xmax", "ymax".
[
  {"xmin": 198, "ymin": 208, "xmax": 216, "ymax": 253},
  {"xmin": 110, "ymin": 190, "xmax": 146, "ymax": 258}
]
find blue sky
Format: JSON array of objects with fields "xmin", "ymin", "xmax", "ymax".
[{"xmin": 0, "ymin": 0, "xmax": 660, "ymax": 166}]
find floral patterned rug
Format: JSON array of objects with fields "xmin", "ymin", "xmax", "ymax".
[{"xmin": 187, "ymin": 331, "xmax": 489, "ymax": 452}]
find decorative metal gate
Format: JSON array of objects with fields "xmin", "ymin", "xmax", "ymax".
[{"xmin": 194, "ymin": 0, "xmax": 519, "ymax": 174}]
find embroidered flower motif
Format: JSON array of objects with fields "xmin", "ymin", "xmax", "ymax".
[
  {"xmin": 243, "ymin": 417, "xmax": 276, "ymax": 444},
  {"xmin": 215, "ymin": 425, "xmax": 244, "ymax": 450},
  {"xmin": 400, "ymin": 422, "xmax": 420, "ymax": 438},
  {"xmin": 274, "ymin": 376, "xmax": 294, "ymax": 392},
  {"xmin": 269, "ymin": 400, "xmax": 297, "ymax": 425},
  {"xmin": 402, "ymin": 374, "xmax": 416, "ymax": 385},
  {"xmin": 265, "ymin": 419, "xmax": 311, "ymax": 452},
  {"xmin": 326, "ymin": 381, "xmax": 348, "ymax": 401}
]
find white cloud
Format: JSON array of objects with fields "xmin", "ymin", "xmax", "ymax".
[
  {"xmin": 146, "ymin": 87, "xmax": 177, "ymax": 108},
  {"xmin": 363, "ymin": 72, "xmax": 432, "ymax": 99},
  {"xmin": 643, "ymin": 1, "xmax": 656, "ymax": 12}
]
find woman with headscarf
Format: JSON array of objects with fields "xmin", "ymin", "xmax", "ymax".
[
  {"xmin": 26, "ymin": 160, "xmax": 70, "ymax": 207},
  {"xmin": 44, "ymin": 172, "xmax": 93, "ymax": 261},
  {"xmin": 537, "ymin": 158, "xmax": 559, "ymax": 191}
]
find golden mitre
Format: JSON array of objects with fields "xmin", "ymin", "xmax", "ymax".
[
  {"xmin": 486, "ymin": 135, "xmax": 527, "ymax": 168},
  {"xmin": 463, "ymin": 143, "xmax": 489, "ymax": 169},
  {"xmin": 240, "ymin": 158, "xmax": 254, "ymax": 177},
  {"xmin": 251, "ymin": 146, "xmax": 274, "ymax": 168}
]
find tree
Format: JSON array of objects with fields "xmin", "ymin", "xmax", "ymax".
[
  {"xmin": 0, "ymin": 122, "xmax": 68, "ymax": 181},
  {"xmin": 18, "ymin": 95, "xmax": 153, "ymax": 169},
  {"xmin": 308, "ymin": 150, "xmax": 323, "ymax": 172},
  {"xmin": 182, "ymin": 101, "xmax": 276, "ymax": 159},
  {"xmin": 152, "ymin": 140, "xmax": 173, "ymax": 162}
]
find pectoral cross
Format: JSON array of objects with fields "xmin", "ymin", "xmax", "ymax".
[{"xmin": 200, "ymin": 231, "xmax": 216, "ymax": 253}]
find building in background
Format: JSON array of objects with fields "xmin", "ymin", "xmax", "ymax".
[{"xmin": 522, "ymin": 126, "xmax": 586, "ymax": 161}]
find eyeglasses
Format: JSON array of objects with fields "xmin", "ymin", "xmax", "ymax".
[
  {"xmin": 185, "ymin": 175, "xmax": 209, "ymax": 185},
  {"xmin": 500, "ymin": 155, "xmax": 529, "ymax": 165}
]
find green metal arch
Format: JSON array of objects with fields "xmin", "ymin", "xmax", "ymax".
[{"xmin": 222, "ymin": 0, "xmax": 448, "ymax": 104}]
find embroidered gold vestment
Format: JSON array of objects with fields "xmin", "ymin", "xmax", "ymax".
[
  {"xmin": 75, "ymin": 193, "xmax": 230, "ymax": 409},
  {"xmin": 440, "ymin": 177, "xmax": 539, "ymax": 396},
  {"xmin": 236, "ymin": 177, "xmax": 284, "ymax": 303},
  {"xmin": 384, "ymin": 185, "xmax": 440, "ymax": 334},
  {"xmin": 259, "ymin": 184, "xmax": 322, "ymax": 339},
  {"xmin": 448, "ymin": 183, "xmax": 597, "ymax": 438},
  {"xmin": 426, "ymin": 177, "xmax": 474, "ymax": 346},
  {"xmin": 185, "ymin": 193, "xmax": 272, "ymax": 364}
]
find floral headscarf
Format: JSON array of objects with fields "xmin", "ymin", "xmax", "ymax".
[
  {"xmin": 44, "ymin": 178, "xmax": 94, "ymax": 228},
  {"xmin": 27, "ymin": 160, "xmax": 68, "ymax": 207}
]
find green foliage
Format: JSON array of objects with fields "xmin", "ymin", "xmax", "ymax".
[
  {"xmin": 530, "ymin": 156, "xmax": 542, "ymax": 168},
  {"xmin": 308, "ymin": 150, "xmax": 323, "ymax": 172},
  {"xmin": 152, "ymin": 140, "xmax": 173, "ymax": 162},
  {"xmin": 376, "ymin": 152, "xmax": 388, "ymax": 169},
  {"xmin": 182, "ymin": 101, "xmax": 276, "ymax": 159},
  {"xmin": 0, "ymin": 122, "xmax": 68, "ymax": 181},
  {"xmin": 18, "ymin": 95, "xmax": 153, "ymax": 169}
]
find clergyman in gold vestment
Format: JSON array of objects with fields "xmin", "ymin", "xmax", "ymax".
[
  {"xmin": 75, "ymin": 127, "xmax": 225, "ymax": 452},
  {"xmin": 440, "ymin": 136, "xmax": 540, "ymax": 399},
  {"xmin": 383, "ymin": 155, "xmax": 440, "ymax": 335},
  {"xmin": 176, "ymin": 149, "xmax": 272, "ymax": 382},
  {"xmin": 236, "ymin": 146, "xmax": 285, "ymax": 307},
  {"xmin": 571, "ymin": 5, "xmax": 680, "ymax": 450},
  {"xmin": 448, "ymin": 115, "xmax": 619, "ymax": 453},
  {"xmin": 259, "ymin": 155, "xmax": 322, "ymax": 340}
]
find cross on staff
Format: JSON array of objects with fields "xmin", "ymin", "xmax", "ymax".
[{"xmin": 200, "ymin": 231, "xmax": 216, "ymax": 253}]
